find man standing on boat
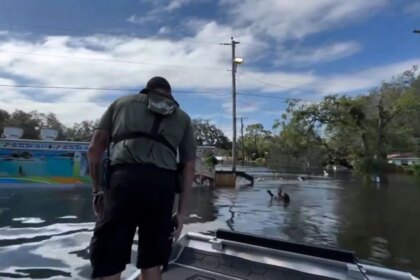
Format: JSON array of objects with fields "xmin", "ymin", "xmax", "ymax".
[{"xmin": 87, "ymin": 77, "xmax": 196, "ymax": 280}]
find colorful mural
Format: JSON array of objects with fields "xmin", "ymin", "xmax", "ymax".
[
  {"xmin": 0, "ymin": 139, "xmax": 90, "ymax": 185},
  {"xmin": 0, "ymin": 138, "xmax": 216, "ymax": 185}
]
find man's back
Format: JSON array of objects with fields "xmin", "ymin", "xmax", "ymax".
[
  {"xmin": 88, "ymin": 77, "xmax": 196, "ymax": 280},
  {"xmin": 97, "ymin": 91, "xmax": 195, "ymax": 171}
]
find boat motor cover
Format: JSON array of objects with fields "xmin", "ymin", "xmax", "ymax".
[{"xmin": 216, "ymin": 229, "xmax": 357, "ymax": 264}]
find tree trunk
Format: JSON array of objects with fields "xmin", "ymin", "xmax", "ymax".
[
  {"xmin": 375, "ymin": 99, "xmax": 388, "ymax": 183},
  {"xmin": 360, "ymin": 131, "xmax": 370, "ymax": 156},
  {"xmin": 376, "ymin": 96, "xmax": 391, "ymax": 161}
]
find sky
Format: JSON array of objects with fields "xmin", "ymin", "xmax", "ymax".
[{"xmin": 0, "ymin": 0, "xmax": 419, "ymax": 138}]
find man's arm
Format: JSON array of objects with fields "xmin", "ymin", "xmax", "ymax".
[
  {"xmin": 88, "ymin": 101, "xmax": 114, "ymax": 192},
  {"xmin": 88, "ymin": 129, "xmax": 109, "ymax": 193},
  {"xmin": 177, "ymin": 159, "xmax": 195, "ymax": 217},
  {"xmin": 177, "ymin": 117, "xmax": 197, "ymax": 218}
]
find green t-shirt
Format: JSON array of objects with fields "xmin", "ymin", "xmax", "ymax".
[{"xmin": 97, "ymin": 92, "xmax": 196, "ymax": 171}]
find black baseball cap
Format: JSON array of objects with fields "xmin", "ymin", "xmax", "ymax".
[{"xmin": 146, "ymin": 76, "xmax": 172, "ymax": 92}]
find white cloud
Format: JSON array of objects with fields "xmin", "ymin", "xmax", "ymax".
[
  {"xmin": 262, "ymin": 109, "xmax": 287, "ymax": 117},
  {"xmin": 403, "ymin": 2, "xmax": 420, "ymax": 17},
  {"xmin": 222, "ymin": 100, "xmax": 260, "ymax": 115},
  {"xmin": 315, "ymin": 59, "xmax": 420, "ymax": 95},
  {"xmin": 0, "ymin": 78, "xmax": 27, "ymax": 102},
  {"xmin": 0, "ymin": 14, "xmax": 418, "ymax": 128},
  {"xmin": 0, "ymin": 22, "xmax": 258, "ymax": 125},
  {"xmin": 218, "ymin": 116, "xmax": 275, "ymax": 140},
  {"xmin": 0, "ymin": 33, "xmax": 232, "ymax": 91},
  {"xmin": 126, "ymin": 14, "xmax": 160, "ymax": 25},
  {"xmin": 129, "ymin": 0, "xmax": 209, "ymax": 28},
  {"xmin": 219, "ymin": 122, "xmax": 233, "ymax": 140},
  {"xmin": 138, "ymin": 0, "xmax": 207, "ymax": 12},
  {"xmin": 0, "ymin": 78, "xmax": 107, "ymax": 126},
  {"xmin": 165, "ymin": 0, "xmax": 194, "ymax": 11},
  {"xmin": 276, "ymin": 42, "xmax": 361, "ymax": 65},
  {"xmin": 237, "ymin": 58, "xmax": 420, "ymax": 100},
  {"xmin": 158, "ymin": 26, "xmax": 171, "ymax": 35},
  {"xmin": 237, "ymin": 70, "xmax": 318, "ymax": 93},
  {"xmin": 191, "ymin": 113, "xmax": 226, "ymax": 121},
  {"xmin": 0, "ymin": 98, "xmax": 107, "ymax": 127},
  {"xmin": 222, "ymin": 0, "xmax": 389, "ymax": 41}
]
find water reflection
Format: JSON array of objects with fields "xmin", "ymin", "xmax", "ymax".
[
  {"xmin": 336, "ymin": 175, "xmax": 420, "ymax": 275},
  {"xmin": 0, "ymin": 175, "xmax": 419, "ymax": 278},
  {"xmin": 0, "ymin": 186, "xmax": 220, "ymax": 279},
  {"xmin": 0, "ymin": 186, "xmax": 93, "ymax": 228},
  {"xmin": 212, "ymin": 181, "xmax": 341, "ymax": 246}
]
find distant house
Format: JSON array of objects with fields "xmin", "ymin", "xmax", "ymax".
[{"xmin": 388, "ymin": 153, "xmax": 420, "ymax": 166}]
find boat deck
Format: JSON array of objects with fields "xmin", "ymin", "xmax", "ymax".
[
  {"xmin": 161, "ymin": 247, "xmax": 334, "ymax": 280},
  {"xmin": 127, "ymin": 230, "xmax": 418, "ymax": 280}
]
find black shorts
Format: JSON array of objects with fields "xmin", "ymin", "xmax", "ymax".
[{"xmin": 89, "ymin": 164, "xmax": 176, "ymax": 279}]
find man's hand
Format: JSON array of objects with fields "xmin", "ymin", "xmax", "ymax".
[
  {"xmin": 177, "ymin": 160, "xmax": 194, "ymax": 219},
  {"xmin": 171, "ymin": 214, "xmax": 186, "ymax": 242},
  {"xmin": 92, "ymin": 191, "xmax": 104, "ymax": 218}
]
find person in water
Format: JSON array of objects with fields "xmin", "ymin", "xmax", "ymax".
[
  {"xmin": 267, "ymin": 187, "xmax": 290, "ymax": 203},
  {"xmin": 88, "ymin": 77, "xmax": 196, "ymax": 280}
]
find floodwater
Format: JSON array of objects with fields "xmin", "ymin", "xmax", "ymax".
[{"xmin": 0, "ymin": 171, "xmax": 419, "ymax": 279}]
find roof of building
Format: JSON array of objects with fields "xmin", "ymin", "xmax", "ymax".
[{"xmin": 387, "ymin": 153, "xmax": 420, "ymax": 159}]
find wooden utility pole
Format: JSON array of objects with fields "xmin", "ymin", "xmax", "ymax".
[
  {"xmin": 221, "ymin": 37, "xmax": 240, "ymax": 172},
  {"xmin": 240, "ymin": 117, "xmax": 247, "ymax": 166}
]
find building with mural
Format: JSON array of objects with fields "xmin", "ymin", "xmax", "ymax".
[
  {"xmin": 0, "ymin": 127, "xmax": 90, "ymax": 184},
  {"xmin": 0, "ymin": 127, "xmax": 216, "ymax": 185}
]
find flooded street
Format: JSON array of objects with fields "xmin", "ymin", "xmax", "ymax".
[{"xmin": 0, "ymin": 173, "xmax": 419, "ymax": 279}]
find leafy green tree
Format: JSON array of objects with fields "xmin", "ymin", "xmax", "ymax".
[
  {"xmin": 241, "ymin": 123, "xmax": 272, "ymax": 160},
  {"xmin": 271, "ymin": 107, "xmax": 329, "ymax": 170},
  {"xmin": 34, "ymin": 112, "xmax": 67, "ymax": 140},
  {"xmin": 365, "ymin": 69, "xmax": 419, "ymax": 160},
  {"xmin": 4, "ymin": 110, "xmax": 42, "ymax": 139},
  {"xmin": 64, "ymin": 120, "xmax": 99, "ymax": 142},
  {"xmin": 191, "ymin": 119, "xmax": 230, "ymax": 149},
  {"xmin": 0, "ymin": 109, "xmax": 10, "ymax": 136},
  {"xmin": 270, "ymin": 67, "xmax": 420, "ymax": 177},
  {"xmin": 1, "ymin": 110, "xmax": 67, "ymax": 140},
  {"xmin": 274, "ymin": 97, "xmax": 362, "ymax": 168}
]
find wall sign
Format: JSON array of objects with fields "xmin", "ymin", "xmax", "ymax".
[{"xmin": 0, "ymin": 140, "xmax": 89, "ymax": 152}]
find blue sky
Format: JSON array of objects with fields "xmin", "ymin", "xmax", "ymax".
[{"xmin": 0, "ymin": 0, "xmax": 419, "ymax": 138}]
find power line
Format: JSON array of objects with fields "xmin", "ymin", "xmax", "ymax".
[
  {"xmin": 0, "ymin": 21, "xmax": 125, "ymax": 37},
  {"xmin": 239, "ymin": 92, "xmax": 302, "ymax": 101},
  {"xmin": 0, "ymin": 51, "xmax": 350, "ymax": 103},
  {"xmin": 0, "ymin": 84, "xmax": 138, "ymax": 92},
  {"xmin": 236, "ymin": 100, "xmax": 285, "ymax": 116},
  {"xmin": 0, "ymin": 101, "xmax": 109, "ymax": 104},
  {"xmin": 0, "ymin": 21, "xmax": 225, "ymax": 46},
  {"xmin": 0, "ymin": 49, "xmax": 225, "ymax": 71},
  {"xmin": 0, "ymin": 21, "xmax": 278, "ymax": 61},
  {"xmin": 0, "ymin": 21, "xmax": 269, "ymax": 48},
  {"xmin": 0, "ymin": 83, "xmax": 230, "ymax": 96},
  {"xmin": 237, "ymin": 72, "xmax": 291, "ymax": 90},
  {"xmin": 236, "ymin": 99, "xmax": 256, "ymax": 108},
  {"xmin": 0, "ymin": 83, "xmax": 306, "ymax": 101},
  {"xmin": 240, "ymin": 67, "xmax": 370, "ymax": 102}
]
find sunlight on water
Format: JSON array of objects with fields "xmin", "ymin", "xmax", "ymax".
[
  {"xmin": 58, "ymin": 216, "xmax": 78, "ymax": 219},
  {"xmin": 12, "ymin": 217, "xmax": 46, "ymax": 224},
  {"xmin": 0, "ymin": 173, "xmax": 419, "ymax": 279}
]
